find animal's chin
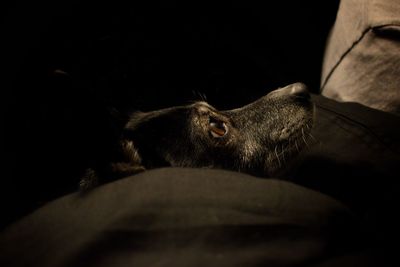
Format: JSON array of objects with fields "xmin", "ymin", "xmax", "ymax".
[{"xmin": 266, "ymin": 117, "xmax": 314, "ymax": 177}]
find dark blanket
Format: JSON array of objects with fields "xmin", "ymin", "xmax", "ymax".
[
  {"xmin": 0, "ymin": 168, "xmax": 357, "ymax": 267},
  {"xmin": 1, "ymin": 95, "xmax": 400, "ymax": 267}
]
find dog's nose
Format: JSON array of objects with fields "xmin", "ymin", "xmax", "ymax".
[
  {"xmin": 270, "ymin": 83, "xmax": 310, "ymax": 100},
  {"xmin": 289, "ymin": 83, "xmax": 310, "ymax": 99}
]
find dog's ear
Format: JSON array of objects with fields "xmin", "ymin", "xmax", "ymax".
[
  {"xmin": 110, "ymin": 139, "xmax": 146, "ymax": 177},
  {"xmin": 79, "ymin": 168, "xmax": 100, "ymax": 191},
  {"xmin": 79, "ymin": 140, "xmax": 145, "ymax": 191}
]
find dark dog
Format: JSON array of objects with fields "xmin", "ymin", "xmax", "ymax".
[{"xmin": 81, "ymin": 83, "xmax": 314, "ymax": 189}]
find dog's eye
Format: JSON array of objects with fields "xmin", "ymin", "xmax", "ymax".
[{"xmin": 209, "ymin": 117, "xmax": 227, "ymax": 138}]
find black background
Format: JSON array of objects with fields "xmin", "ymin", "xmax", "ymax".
[{"xmin": 0, "ymin": 1, "xmax": 339, "ymax": 228}]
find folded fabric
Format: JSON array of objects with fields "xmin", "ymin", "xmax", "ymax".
[
  {"xmin": 321, "ymin": 0, "xmax": 400, "ymax": 114},
  {"xmin": 0, "ymin": 168, "xmax": 357, "ymax": 267}
]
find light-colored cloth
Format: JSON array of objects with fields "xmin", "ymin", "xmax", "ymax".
[{"xmin": 321, "ymin": 0, "xmax": 400, "ymax": 115}]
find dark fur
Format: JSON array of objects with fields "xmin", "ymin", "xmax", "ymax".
[{"xmin": 80, "ymin": 83, "xmax": 314, "ymax": 189}]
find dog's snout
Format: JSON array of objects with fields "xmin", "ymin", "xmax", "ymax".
[
  {"xmin": 289, "ymin": 83, "xmax": 310, "ymax": 99},
  {"xmin": 270, "ymin": 82, "xmax": 310, "ymax": 101}
]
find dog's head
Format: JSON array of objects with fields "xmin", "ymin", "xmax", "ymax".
[
  {"xmin": 116, "ymin": 83, "xmax": 314, "ymax": 176},
  {"xmin": 81, "ymin": 83, "xmax": 314, "ymax": 189}
]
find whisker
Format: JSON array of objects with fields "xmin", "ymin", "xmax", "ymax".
[
  {"xmin": 274, "ymin": 145, "xmax": 281, "ymax": 168},
  {"xmin": 308, "ymin": 132, "xmax": 317, "ymax": 142},
  {"xmin": 295, "ymin": 140, "xmax": 300, "ymax": 152},
  {"xmin": 309, "ymin": 132, "xmax": 323, "ymax": 147},
  {"xmin": 301, "ymin": 128, "xmax": 310, "ymax": 147},
  {"xmin": 281, "ymin": 144, "xmax": 286, "ymax": 163},
  {"xmin": 201, "ymin": 92, "xmax": 208, "ymax": 102},
  {"xmin": 304, "ymin": 123, "xmax": 320, "ymax": 146},
  {"xmin": 191, "ymin": 90, "xmax": 207, "ymax": 102}
]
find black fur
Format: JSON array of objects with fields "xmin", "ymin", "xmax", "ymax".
[{"xmin": 81, "ymin": 83, "xmax": 314, "ymax": 189}]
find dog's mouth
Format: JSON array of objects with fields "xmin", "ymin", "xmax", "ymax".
[
  {"xmin": 268, "ymin": 118, "xmax": 314, "ymax": 176},
  {"xmin": 242, "ymin": 83, "xmax": 315, "ymax": 176}
]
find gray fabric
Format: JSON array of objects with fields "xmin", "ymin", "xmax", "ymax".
[{"xmin": 321, "ymin": 0, "xmax": 400, "ymax": 114}]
